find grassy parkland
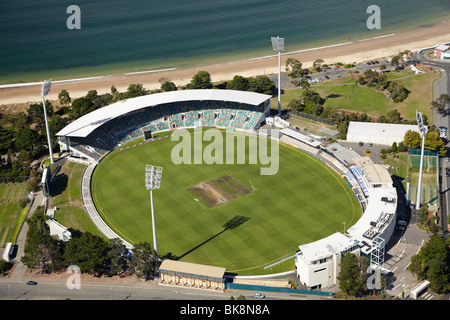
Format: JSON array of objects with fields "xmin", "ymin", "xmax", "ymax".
[{"xmin": 272, "ymin": 69, "xmax": 440, "ymax": 122}]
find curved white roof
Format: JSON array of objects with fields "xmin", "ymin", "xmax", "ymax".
[{"xmin": 57, "ymin": 89, "xmax": 272, "ymax": 138}]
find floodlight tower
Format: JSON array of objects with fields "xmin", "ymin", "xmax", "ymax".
[
  {"xmin": 145, "ymin": 165, "xmax": 163, "ymax": 259},
  {"xmin": 415, "ymin": 111, "xmax": 427, "ymax": 210},
  {"xmin": 271, "ymin": 36, "xmax": 284, "ymax": 117},
  {"xmin": 41, "ymin": 79, "xmax": 54, "ymax": 165}
]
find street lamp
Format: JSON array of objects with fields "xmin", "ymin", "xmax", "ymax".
[
  {"xmin": 271, "ymin": 36, "xmax": 285, "ymax": 117},
  {"xmin": 145, "ymin": 164, "xmax": 163, "ymax": 259},
  {"xmin": 415, "ymin": 111, "xmax": 427, "ymax": 210},
  {"xmin": 41, "ymin": 79, "xmax": 54, "ymax": 165}
]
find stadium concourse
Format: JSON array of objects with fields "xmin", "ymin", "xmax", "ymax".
[{"xmin": 55, "ymin": 89, "xmax": 399, "ymax": 290}]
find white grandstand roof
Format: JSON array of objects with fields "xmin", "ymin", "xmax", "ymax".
[
  {"xmin": 298, "ymin": 232, "xmax": 357, "ymax": 262},
  {"xmin": 346, "ymin": 187, "xmax": 397, "ymax": 248},
  {"xmin": 280, "ymin": 128, "xmax": 322, "ymax": 148},
  {"xmin": 56, "ymin": 89, "xmax": 271, "ymax": 138}
]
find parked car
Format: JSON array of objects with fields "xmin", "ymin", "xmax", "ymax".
[
  {"xmin": 254, "ymin": 293, "xmax": 265, "ymax": 299},
  {"xmin": 26, "ymin": 281, "xmax": 37, "ymax": 286}
]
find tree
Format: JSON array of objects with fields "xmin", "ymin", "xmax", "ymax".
[
  {"xmin": 337, "ymin": 253, "xmax": 364, "ymax": 296},
  {"xmin": 120, "ymin": 84, "xmax": 147, "ymax": 99},
  {"xmin": 286, "ymin": 98, "xmax": 303, "ymax": 111},
  {"xmin": 391, "ymin": 141, "xmax": 398, "ymax": 153},
  {"xmin": 63, "ymin": 232, "xmax": 109, "ymax": 274},
  {"xmin": 226, "ymin": 75, "xmax": 249, "ymax": 91},
  {"xmin": 409, "ymin": 235, "xmax": 450, "ymax": 293},
  {"xmin": 186, "ymin": 71, "xmax": 213, "ymax": 89},
  {"xmin": 129, "ymin": 242, "xmax": 158, "ymax": 279},
  {"xmin": 21, "ymin": 206, "xmax": 63, "ymax": 273},
  {"xmin": 386, "ymin": 109, "xmax": 402, "ymax": 124},
  {"xmin": 0, "ymin": 125, "xmax": 13, "ymax": 154},
  {"xmin": 247, "ymin": 76, "xmax": 276, "ymax": 95},
  {"xmin": 70, "ymin": 97, "xmax": 94, "ymax": 120},
  {"xmin": 425, "ymin": 131, "xmax": 446, "ymax": 156},
  {"xmin": 27, "ymin": 101, "xmax": 54, "ymax": 127},
  {"xmin": 313, "ymin": 59, "xmax": 324, "ymax": 72},
  {"xmin": 47, "ymin": 115, "xmax": 67, "ymax": 149},
  {"xmin": 285, "ymin": 58, "xmax": 305, "ymax": 78},
  {"xmin": 404, "ymin": 130, "xmax": 421, "ymax": 149},
  {"xmin": 58, "ymin": 89, "xmax": 71, "ymax": 105},
  {"xmin": 106, "ymin": 238, "xmax": 129, "ymax": 276},
  {"xmin": 387, "ymin": 81, "xmax": 409, "ymax": 102},
  {"xmin": 14, "ymin": 127, "xmax": 40, "ymax": 152},
  {"xmin": 391, "ymin": 55, "xmax": 400, "ymax": 67},
  {"xmin": 431, "ymin": 94, "xmax": 450, "ymax": 115},
  {"xmin": 161, "ymin": 80, "xmax": 177, "ymax": 92}
]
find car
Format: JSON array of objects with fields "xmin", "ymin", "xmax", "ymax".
[
  {"xmin": 368, "ymin": 142, "xmax": 372, "ymax": 147},
  {"xmin": 26, "ymin": 281, "xmax": 37, "ymax": 286},
  {"xmin": 397, "ymin": 220, "xmax": 407, "ymax": 226},
  {"xmin": 395, "ymin": 225, "xmax": 406, "ymax": 232},
  {"xmin": 359, "ymin": 141, "xmax": 364, "ymax": 147},
  {"xmin": 254, "ymin": 293, "xmax": 265, "ymax": 299}
]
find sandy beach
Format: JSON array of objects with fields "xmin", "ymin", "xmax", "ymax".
[{"xmin": 1, "ymin": 20, "xmax": 450, "ymax": 106}]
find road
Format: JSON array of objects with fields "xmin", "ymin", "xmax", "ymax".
[{"xmin": 0, "ymin": 277, "xmax": 317, "ymax": 301}]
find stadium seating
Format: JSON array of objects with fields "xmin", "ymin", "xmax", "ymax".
[{"xmin": 66, "ymin": 100, "xmax": 266, "ymax": 161}]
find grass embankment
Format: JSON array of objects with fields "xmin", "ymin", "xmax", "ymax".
[
  {"xmin": 0, "ymin": 182, "xmax": 27, "ymax": 247},
  {"xmin": 51, "ymin": 161, "xmax": 104, "ymax": 238}
]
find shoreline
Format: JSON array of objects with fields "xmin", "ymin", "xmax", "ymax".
[{"xmin": 1, "ymin": 21, "xmax": 450, "ymax": 105}]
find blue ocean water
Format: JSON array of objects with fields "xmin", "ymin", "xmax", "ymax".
[{"xmin": 1, "ymin": 0, "xmax": 450, "ymax": 83}]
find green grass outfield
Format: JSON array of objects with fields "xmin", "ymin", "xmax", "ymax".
[{"xmin": 91, "ymin": 129, "xmax": 361, "ymax": 275}]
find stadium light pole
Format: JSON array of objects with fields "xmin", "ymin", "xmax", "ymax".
[
  {"xmin": 145, "ymin": 165, "xmax": 163, "ymax": 259},
  {"xmin": 271, "ymin": 36, "xmax": 284, "ymax": 118},
  {"xmin": 41, "ymin": 79, "xmax": 54, "ymax": 165},
  {"xmin": 415, "ymin": 111, "xmax": 427, "ymax": 210}
]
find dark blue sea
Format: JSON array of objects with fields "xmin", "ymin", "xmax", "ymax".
[{"xmin": 1, "ymin": 0, "xmax": 450, "ymax": 83}]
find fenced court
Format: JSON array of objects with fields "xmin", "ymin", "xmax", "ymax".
[{"xmin": 406, "ymin": 149, "xmax": 439, "ymax": 207}]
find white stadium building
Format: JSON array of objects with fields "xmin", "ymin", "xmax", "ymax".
[
  {"xmin": 295, "ymin": 156, "xmax": 397, "ymax": 289},
  {"xmin": 346, "ymin": 121, "xmax": 420, "ymax": 146}
]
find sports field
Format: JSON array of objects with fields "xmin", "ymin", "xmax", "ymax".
[{"xmin": 91, "ymin": 129, "xmax": 361, "ymax": 274}]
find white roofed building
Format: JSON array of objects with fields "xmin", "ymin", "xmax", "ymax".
[
  {"xmin": 295, "ymin": 156, "xmax": 397, "ymax": 289},
  {"xmin": 346, "ymin": 121, "xmax": 420, "ymax": 146},
  {"xmin": 434, "ymin": 43, "xmax": 450, "ymax": 58}
]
